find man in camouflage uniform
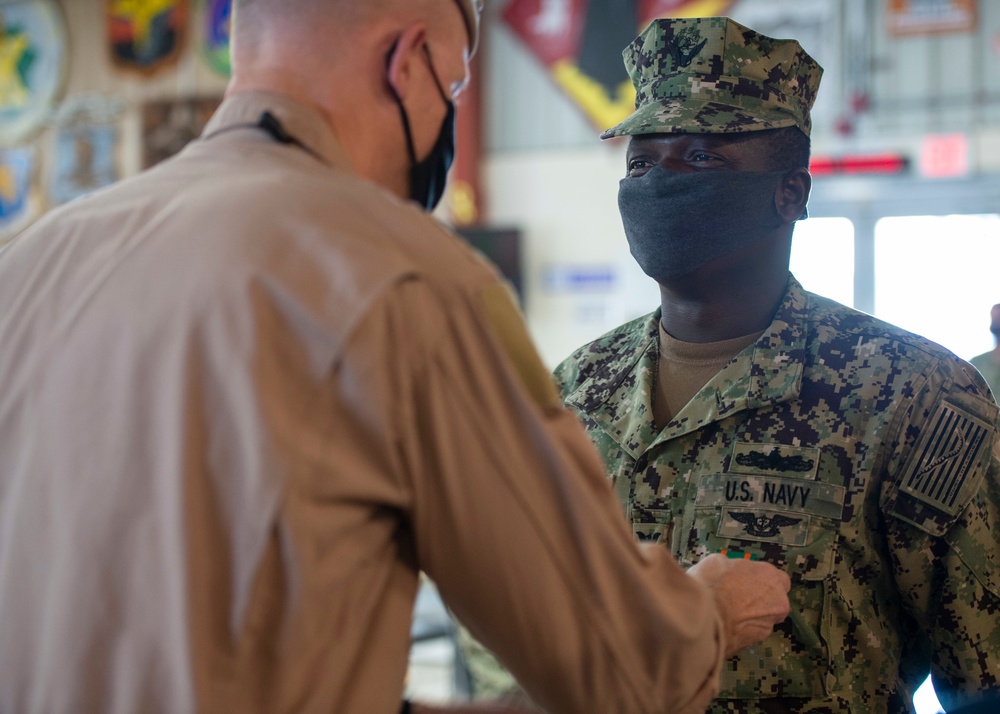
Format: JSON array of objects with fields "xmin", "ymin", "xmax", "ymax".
[
  {"xmin": 463, "ymin": 16, "xmax": 1000, "ymax": 714},
  {"xmin": 970, "ymin": 304, "xmax": 1000, "ymax": 395},
  {"xmin": 559, "ymin": 16, "xmax": 1000, "ymax": 714}
]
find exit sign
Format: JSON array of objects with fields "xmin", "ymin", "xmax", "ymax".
[{"xmin": 919, "ymin": 133, "xmax": 969, "ymax": 178}]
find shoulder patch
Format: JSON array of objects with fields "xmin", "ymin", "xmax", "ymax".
[
  {"xmin": 889, "ymin": 389, "xmax": 999, "ymax": 536},
  {"xmin": 479, "ymin": 282, "xmax": 562, "ymax": 412},
  {"xmin": 900, "ymin": 399, "xmax": 994, "ymax": 516}
]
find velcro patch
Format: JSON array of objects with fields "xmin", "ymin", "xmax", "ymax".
[
  {"xmin": 479, "ymin": 282, "xmax": 562, "ymax": 412},
  {"xmin": 730, "ymin": 442, "xmax": 820, "ymax": 479},
  {"xmin": 718, "ymin": 509, "xmax": 811, "ymax": 546},
  {"xmin": 900, "ymin": 400, "xmax": 993, "ymax": 516},
  {"xmin": 696, "ymin": 472, "xmax": 846, "ymax": 521}
]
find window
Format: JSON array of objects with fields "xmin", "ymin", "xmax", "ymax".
[
  {"xmin": 874, "ymin": 214, "xmax": 1000, "ymax": 360},
  {"xmin": 790, "ymin": 217, "xmax": 855, "ymax": 307}
]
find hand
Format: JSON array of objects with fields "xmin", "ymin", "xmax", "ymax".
[{"xmin": 687, "ymin": 554, "xmax": 791, "ymax": 656}]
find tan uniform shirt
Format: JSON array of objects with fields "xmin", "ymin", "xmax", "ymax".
[{"xmin": 0, "ymin": 92, "xmax": 723, "ymax": 714}]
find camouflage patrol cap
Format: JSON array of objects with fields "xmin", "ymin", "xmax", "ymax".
[
  {"xmin": 602, "ymin": 17, "xmax": 823, "ymax": 139},
  {"xmin": 455, "ymin": 0, "xmax": 483, "ymax": 54}
]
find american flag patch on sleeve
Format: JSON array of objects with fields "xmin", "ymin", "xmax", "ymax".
[{"xmin": 900, "ymin": 400, "xmax": 993, "ymax": 516}]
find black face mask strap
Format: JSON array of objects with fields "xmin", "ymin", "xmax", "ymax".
[
  {"xmin": 386, "ymin": 38, "xmax": 456, "ymax": 211},
  {"xmin": 420, "ymin": 43, "xmax": 451, "ymax": 105},
  {"xmin": 387, "ymin": 41, "xmax": 451, "ymax": 163},
  {"xmin": 387, "ymin": 40, "xmax": 419, "ymax": 166}
]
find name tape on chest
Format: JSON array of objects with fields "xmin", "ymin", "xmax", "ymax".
[{"xmin": 696, "ymin": 473, "xmax": 846, "ymax": 521}]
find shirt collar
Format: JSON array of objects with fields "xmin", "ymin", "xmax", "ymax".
[
  {"xmin": 567, "ymin": 274, "xmax": 810, "ymax": 457},
  {"xmin": 201, "ymin": 91, "xmax": 353, "ymax": 170}
]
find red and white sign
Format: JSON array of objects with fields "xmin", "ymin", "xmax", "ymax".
[
  {"xmin": 501, "ymin": 0, "xmax": 736, "ymax": 130},
  {"xmin": 918, "ymin": 133, "xmax": 969, "ymax": 178}
]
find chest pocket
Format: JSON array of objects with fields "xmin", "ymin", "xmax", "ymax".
[
  {"xmin": 630, "ymin": 503, "xmax": 675, "ymax": 547},
  {"xmin": 679, "ymin": 442, "xmax": 846, "ymax": 700}
]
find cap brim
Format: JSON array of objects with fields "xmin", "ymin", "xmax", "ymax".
[{"xmin": 601, "ymin": 99, "xmax": 804, "ymax": 139}]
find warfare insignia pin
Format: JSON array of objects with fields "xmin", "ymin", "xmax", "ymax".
[
  {"xmin": 735, "ymin": 450, "xmax": 815, "ymax": 473},
  {"xmin": 729, "ymin": 511, "xmax": 802, "ymax": 538},
  {"xmin": 730, "ymin": 443, "xmax": 820, "ymax": 479},
  {"xmin": 669, "ymin": 25, "xmax": 707, "ymax": 69}
]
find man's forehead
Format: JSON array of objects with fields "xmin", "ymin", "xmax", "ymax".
[{"xmin": 627, "ymin": 133, "xmax": 758, "ymax": 151}]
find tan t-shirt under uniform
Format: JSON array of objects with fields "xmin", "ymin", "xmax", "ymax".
[{"xmin": 653, "ymin": 322, "xmax": 764, "ymax": 428}]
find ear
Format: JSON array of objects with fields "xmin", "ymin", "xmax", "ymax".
[
  {"xmin": 385, "ymin": 23, "xmax": 427, "ymax": 101},
  {"xmin": 774, "ymin": 167, "xmax": 812, "ymax": 224}
]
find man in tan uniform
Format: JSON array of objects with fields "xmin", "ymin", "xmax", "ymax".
[{"xmin": 0, "ymin": 2, "xmax": 791, "ymax": 713}]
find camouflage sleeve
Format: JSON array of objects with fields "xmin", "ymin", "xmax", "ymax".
[
  {"xmin": 453, "ymin": 624, "xmax": 536, "ymax": 706},
  {"xmin": 881, "ymin": 362, "xmax": 1000, "ymax": 709},
  {"xmin": 551, "ymin": 351, "xmax": 584, "ymax": 401}
]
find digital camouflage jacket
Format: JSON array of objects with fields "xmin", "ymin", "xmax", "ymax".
[{"xmin": 554, "ymin": 277, "xmax": 1000, "ymax": 713}]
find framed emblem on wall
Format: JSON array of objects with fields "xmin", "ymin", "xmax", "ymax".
[
  {"xmin": 0, "ymin": 0, "xmax": 68, "ymax": 145},
  {"xmin": 201, "ymin": 0, "xmax": 231, "ymax": 77},
  {"xmin": 108, "ymin": 0, "xmax": 189, "ymax": 75},
  {"xmin": 141, "ymin": 96, "xmax": 220, "ymax": 168},
  {"xmin": 0, "ymin": 145, "xmax": 37, "ymax": 245},
  {"xmin": 49, "ymin": 95, "xmax": 124, "ymax": 206},
  {"xmin": 501, "ymin": 0, "xmax": 737, "ymax": 131}
]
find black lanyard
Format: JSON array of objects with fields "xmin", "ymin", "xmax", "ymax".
[
  {"xmin": 256, "ymin": 111, "xmax": 325, "ymax": 164},
  {"xmin": 204, "ymin": 110, "xmax": 326, "ymax": 165}
]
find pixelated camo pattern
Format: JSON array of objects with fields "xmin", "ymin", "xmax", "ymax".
[
  {"xmin": 602, "ymin": 17, "xmax": 824, "ymax": 139},
  {"xmin": 550, "ymin": 276, "xmax": 1000, "ymax": 713}
]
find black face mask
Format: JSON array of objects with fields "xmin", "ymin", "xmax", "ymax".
[
  {"xmin": 618, "ymin": 166, "xmax": 787, "ymax": 283},
  {"xmin": 388, "ymin": 44, "xmax": 456, "ymax": 211}
]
